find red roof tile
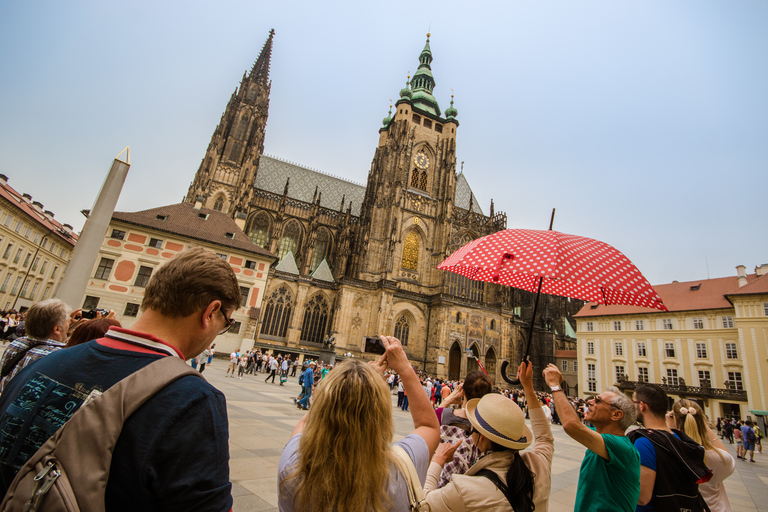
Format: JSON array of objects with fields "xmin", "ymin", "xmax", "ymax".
[
  {"xmin": 111, "ymin": 203, "xmax": 276, "ymax": 259},
  {"xmin": 0, "ymin": 179, "xmax": 78, "ymax": 246},
  {"xmin": 574, "ymin": 273, "xmax": 758, "ymax": 317},
  {"xmin": 725, "ymin": 273, "xmax": 768, "ymax": 297}
]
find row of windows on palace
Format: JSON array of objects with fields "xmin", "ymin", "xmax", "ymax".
[
  {"xmin": 583, "ymin": 362, "xmax": 745, "ymax": 393},
  {"xmin": 0, "ymin": 211, "xmax": 70, "ymax": 308},
  {"xmin": 585, "ymin": 339, "xmax": 740, "ymax": 360},
  {"xmin": 581, "ymin": 314, "xmax": 768, "ymax": 332},
  {"xmin": 258, "ymin": 285, "xmax": 413, "ymax": 347}
]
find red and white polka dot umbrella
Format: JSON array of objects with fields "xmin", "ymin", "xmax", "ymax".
[{"xmin": 438, "ymin": 228, "xmax": 666, "ymax": 311}]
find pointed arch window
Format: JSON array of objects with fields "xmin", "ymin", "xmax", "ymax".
[
  {"xmin": 394, "ymin": 315, "xmax": 410, "ymax": 346},
  {"xmin": 411, "ymin": 169, "xmax": 420, "ymax": 188},
  {"xmin": 247, "ymin": 211, "xmax": 271, "ymax": 249},
  {"xmin": 419, "ymin": 171, "xmax": 428, "ymax": 190},
  {"xmin": 448, "ymin": 233, "xmax": 484, "ymax": 302},
  {"xmin": 213, "ymin": 196, "xmax": 224, "ymax": 212},
  {"xmin": 309, "ymin": 228, "xmax": 331, "ymax": 273},
  {"xmin": 300, "ymin": 294, "xmax": 329, "ymax": 344},
  {"xmin": 278, "ymin": 220, "xmax": 301, "ymax": 261},
  {"xmin": 402, "ymin": 231, "xmax": 419, "ymax": 271},
  {"xmin": 228, "ymin": 141, "xmax": 243, "ymax": 162},
  {"xmin": 235, "ymin": 116, "xmax": 249, "ymax": 140},
  {"xmin": 261, "ymin": 286, "xmax": 293, "ymax": 338}
]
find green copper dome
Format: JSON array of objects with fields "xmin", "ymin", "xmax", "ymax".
[
  {"xmin": 445, "ymin": 95, "xmax": 458, "ymax": 119},
  {"xmin": 399, "ymin": 76, "xmax": 412, "ymax": 99},
  {"xmin": 382, "ymin": 105, "xmax": 393, "ymax": 126},
  {"xmin": 409, "ymin": 34, "xmax": 441, "ymax": 116}
]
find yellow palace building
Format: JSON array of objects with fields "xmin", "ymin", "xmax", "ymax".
[{"xmin": 575, "ymin": 264, "xmax": 768, "ymax": 421}]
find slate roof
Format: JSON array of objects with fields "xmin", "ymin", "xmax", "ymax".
[
  {"xmin": 256, "ymin": 155, "xmax": 485, "ymax": 216},
  {"xmin": 256, "ymin": 156, "xmax": 366, "ymax": 216},
  {"xmin": 455, "ymin": 172, "xmax": 484, "ymax": 214},
  {"xmin": 0, "ymin": 178, "xmax": 78, "ymax": 246},
  {"xmin": 574, "ymin": 273, "xmax": 758, "ymax": 317},
  {"xmin": 111, "ymin": 203, "xmax": 276, "ymax": 259}
]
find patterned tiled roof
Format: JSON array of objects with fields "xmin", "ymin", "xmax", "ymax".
[
  {"xmin": 274, "ymin": 251, "xmax": 299, "ymax": 274},
  {"xmin": 256, "ymin": 155, "xmax": 484, "ymax": 216},
  {"xmin": 310, "ymin": 259, "xmax": 334, "ymax": 282},
  {"xmin": 455, "ymin": 172, "xmax": 484, "ymax": 214},
  {"xmin": 574, "ymin": 273, "xmax": 758, "ymax": 317},
  {"xmin": 256, "ymin": 156, "xmax": 366, "ymax": 216},
  {"xmin": 111, "ymin": 203, "xmax": 276, "ymax": 259}
]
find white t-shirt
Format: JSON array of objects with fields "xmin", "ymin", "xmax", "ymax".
[{"xmin": 700, "ymin": 448, "xmax": 735, "ymax": 512}]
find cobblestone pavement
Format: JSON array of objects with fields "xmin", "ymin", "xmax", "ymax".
[{"xmin": 208, "ymin": 365, "xmax": 768, "ymax": 512}]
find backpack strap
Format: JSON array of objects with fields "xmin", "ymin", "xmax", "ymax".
[
  {"xmin": 1, "ymin": 356, "xmax": 201, "ymax": 511},
  {"xmin": 0, "ymin": 340, "xmax": 46, "ymax": 378},
  {"xmin": 391, "ymin": 445, "xmax": 430, "ymax": 512},
  {"xmin": 474, "ymin": 468, "xmax": 509, "ymax": 495}
]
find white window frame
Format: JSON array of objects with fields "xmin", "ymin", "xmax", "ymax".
[
  {"xmin": 666, "ymin": 368, "xmax": 680, "ymax": 386},
  {"xmin": 573, "ymin": 361, "xmax": 578, "ymax": 372},
  {"xmin": 663, "ymin": 319, "xmax": 673, "ymax": 330},
  {"xmin": 615, "ymin": 365, "xmax": 625, "ymax": 382},
  {"xmin": 725, "ymin": 342, "xmax": 738, "ymax": 359},
  {"xmin": 692, "ymin": 317, "xmax": 704, "ymax": 330},
  {"xmin": 698, "ymin": 370, "xmax": 711, "ymax": 386},
  {"xmin": 722, "ymin": 316, "xmax": 734, "ymax": 328},
  {"xmin": 635, "ymin": 320, "xmax": 644, "ymax": 331},
  {"xmin": 615, "ymin": 341, "xmax": 624, "ymax": 356},
  {"xmin": 587, "ymin": 341, "xmax": 594, "ymax": 355},
  {"xmin": 562, "ymin": 360, "xmax": 568, "ymax": 372},
  {"xmin": 613, "ymin": 320, "xmax": 622, "ymax": 331},
  {"xmin": 695, "ymin": 342, "xmax": 707, "ymax": 359},
  {"xmin": 728, "ymin": 371, "xmax": 743, "ymax": 390},
  {"xmin": 637, "ymin": 341, "xmax": 647, "ymax": 357},
  {"xmin": 587, "ymin": 363, "xmax": 596, "ymax": 392},
  {"xmin": 638, "ymin": 367, "xmax": 649, "ymax": 383},
  {"xmin": 665, "ymin": 342, "xmax": 676, "ymax": 358},
  {"xmin": 586, "ymin": 321, "xmax": 593, "ymax": 332}
]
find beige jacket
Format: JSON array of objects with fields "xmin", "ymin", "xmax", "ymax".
[{"xmin": 423, "ymin": 403, "xmax": 554, "ymax": 512}]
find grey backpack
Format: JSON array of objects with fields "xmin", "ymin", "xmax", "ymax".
[{"xmin": 0, "ymin": 357, "xmax": 201, "ymax": 512}]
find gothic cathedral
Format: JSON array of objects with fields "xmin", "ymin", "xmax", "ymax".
[{"xmin": 186, "ymin": 30, "xmax": 580, "ymax": 386}]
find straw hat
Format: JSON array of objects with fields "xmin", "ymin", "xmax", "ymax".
[{"xmin": 466, "ymin": 394, "xmax": 533, "ymax": 450}]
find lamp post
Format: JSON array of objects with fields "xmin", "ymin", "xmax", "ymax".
[{"xmin": 11, "ymin": 231, "xmax": 52, "ymax": 311}]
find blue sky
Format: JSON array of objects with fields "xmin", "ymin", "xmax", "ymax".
[{"xmin": 1, "ymin": 1, "xmax": 765, "ymax": 286}]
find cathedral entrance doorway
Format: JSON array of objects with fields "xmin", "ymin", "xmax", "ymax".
[{"xmin": 448, "ymin": 342, "xmax": 462, "ymax": 381}]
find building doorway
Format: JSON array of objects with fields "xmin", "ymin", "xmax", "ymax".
[
  {"xmin": 448, "ymin": 342, "xmax": 462, "ymax": 381},
  {"xmin": 485, "ymin": 347, "xmax": 497, "ymax": 384},
  {"xmin": 467, "ymin": 344, "xmax": 480, "ymax": 374}
]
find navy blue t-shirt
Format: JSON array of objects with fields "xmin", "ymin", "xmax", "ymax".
[{"xmin": 0, "ymin": 337, "xmax": 232, "ymax": 511}]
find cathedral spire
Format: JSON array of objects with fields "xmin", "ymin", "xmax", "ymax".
[
  {"xmin": 250, "ymin": 28, "xmax": 275, "ymax": 82},
  {"xmin": 409, "ymin": 33, "xmax": 441, "ymax": 116}
]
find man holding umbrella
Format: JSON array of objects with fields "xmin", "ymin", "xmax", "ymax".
[{"xmin": 543, "ymin": 364, "xmax": 640, "ymax": 511}]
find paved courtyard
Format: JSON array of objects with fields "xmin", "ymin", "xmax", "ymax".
[{"xmin": 207, "ymin": 363, "xmax": 768, "ymax": 511}]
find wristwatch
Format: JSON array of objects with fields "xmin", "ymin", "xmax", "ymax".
[{"xmin": 550, "ymin": 385, "xmax": 563, "ymax": 393}]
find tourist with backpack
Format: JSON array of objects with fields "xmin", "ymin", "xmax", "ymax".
[{"xmin": 0, "ymin": 248, "xmax": 237, "ymax": 510}]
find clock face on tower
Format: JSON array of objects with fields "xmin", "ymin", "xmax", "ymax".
[{"xmin": 414, "ymin": 152, "xmax": 430, "ymax": 170}]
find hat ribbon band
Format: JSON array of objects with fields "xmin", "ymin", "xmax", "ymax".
[{"xmin": 475, "ymin": 409, "xmax": 527, "ymax": 444}]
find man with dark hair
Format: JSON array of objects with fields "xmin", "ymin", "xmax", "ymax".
[
  {"xmin": 0, "ymin": 248, "xmax": 239, "ymax": 510},
  {"xmin": 742, "ymin": 420, "xmax": 757, "ymax": 463},
  {"xmin": 0, "ymin": 298, "xmax": 72, "ymax": 393},
  {"xmin": 630, "ymin": 384, "xmax": 711, "ymax": 511},
  {"xmin": 544, "ymin": 364, "xmax": 640, "ymax": 511}
]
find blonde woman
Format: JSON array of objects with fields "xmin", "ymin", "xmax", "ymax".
[
  {"xmin": 278, "ymin": 335, "xmax": 440, "ymax": 511},
  {"xmin": 669, "ymin": 399, "xmax": 735, "ymax": 512}
]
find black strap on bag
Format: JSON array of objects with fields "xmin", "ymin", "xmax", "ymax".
[{"xmin": 474, "ymin": 469, "xmax": 509, "ymax": 495}]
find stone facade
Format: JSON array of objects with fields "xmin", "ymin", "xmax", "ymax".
[{"xmin": 185, "ymin": 31, "xmax": 580, "ymax": 387}]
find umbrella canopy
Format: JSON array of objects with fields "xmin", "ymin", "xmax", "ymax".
[{"xmin": 438, "ymin": 228, "xmax": 667, "ymax": 312}]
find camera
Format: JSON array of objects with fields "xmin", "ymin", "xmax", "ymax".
[
  {"xmin": 81, "ymin": 308, "xmax": 110, "ymax": 319},
  {"xmin": 363, "ymin": 336, "xmax": 386, "ymax": 355}
]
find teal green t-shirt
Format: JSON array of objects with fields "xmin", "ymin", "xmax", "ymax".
[{"xmin": 574, "ymin": 433, "xmax": 640, "ymax": 512}]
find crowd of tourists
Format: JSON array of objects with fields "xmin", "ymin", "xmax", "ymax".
[{"xmin": 0, "ymin": 247, "xmax": 758, "ymax": 510}]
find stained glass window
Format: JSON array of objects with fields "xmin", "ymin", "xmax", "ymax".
[
  {"xmin": 394, "ymin": 315, "xmax": 409, "ymax": 346},
  {"xmin": 310, "ymin": 228, "xmax": 330, "ymax": 272},
  {"xmin": 235, "ymin": 116, "xmax": 249, "ymax": 140},
  {"xmin": 261, "ymin": 286, "xmax": 293, "ymax": 338},
  {"xmin": 411, "ymin": 169, "xmax": 419, "ymax": 188},
  {"xmin": 402, "ymin": 231, "xmax": 419, "ymax": 270},
  {"xmin": 300, "ymin": 294, "xmax": 329, "ymax": 344},
  {"xmin": 278, "ymin": 221, "xmax": 301, "ymax": 260},
  {"xmin": 213, "ymin": 196, "xmax": 224, "ymax": 211},
  {"xmin": 447, "ymin": 233, "xmax": 484, "ymax": 301},
  {"xmin": 248, "ymin": 211, "xmax": 271, "ymax": 248},
  {"xmin": 419, "ymin": 170, "xmax": 427, "ymax": 190}
]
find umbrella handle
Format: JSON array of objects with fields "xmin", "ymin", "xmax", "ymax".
[{"xmin": 500, "ymin": 358, "xmax": 530, "ymax": 385}]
